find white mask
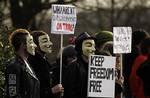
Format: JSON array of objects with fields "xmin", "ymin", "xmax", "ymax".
[
  {"xmin": 39, "ymin": 34, "xmax": 53, "ymax": 53},
  {"xmin": 82, "ymin": 39, "xmax": 95, "ymax": 58},
  {"xmin": 26, "ymin": 35, "xmax": 37, "ymax": 55}
]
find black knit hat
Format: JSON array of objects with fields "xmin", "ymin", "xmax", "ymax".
[
  {"xmin": 62, "ymin": 45, "xmax": 77, "ymax": 65},
  {"xmin": 75, "ymin": 32, "xmax": 96, "ymax": 55},
  {"xmin": 63, "ymin": 45, "xmax": 77, "ymax": 57}
]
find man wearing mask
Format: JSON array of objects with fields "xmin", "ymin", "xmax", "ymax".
[
  {"xmin": 28, "ymin": 31, "xmax": 64, "ymax": 98},
  {"xmin": 6, "ymin": 29, "xmax": 39, "ymax": 98},
  {"xmin": 75, "ymin": 32, "xmax": 96, "ymax": 98}
]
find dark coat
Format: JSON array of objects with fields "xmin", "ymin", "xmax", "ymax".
[
  {"xmin": 76, "ymin": 56, "xmax": 89, "ymax": 98},
  {"xmin": 28, "ymin": 53, "xmax": 53, "ymax": 98},
  {"xmin": 123, "ymin": 46, "xmax": 139, "ymax": 81},
  {"xmin": 137, "ymin": 59, "xmax": 150, "ymax": 96},
  {"xmin": 6, "ymin": 56, "xmax": 40, "ymax": 98},
  {"xmin": 74, "ymin": 32, "xmax": 96, "ymax": 98},
  {"xmin": 52, "ymin": 60, "xmax": 81, "ymax": 98}
]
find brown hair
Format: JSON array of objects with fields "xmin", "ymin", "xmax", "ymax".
[{"xmin": 9, "ymin": 29, "xmax": 29, "ymax": 51}]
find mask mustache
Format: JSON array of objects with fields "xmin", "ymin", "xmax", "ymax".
[
  {"xmin": 88, "ymin": 50, "xmax": 95, "ymax": 54},
  {"xmin": 45, "ymin": 45, "xmax": 52, "ymax": 48}
]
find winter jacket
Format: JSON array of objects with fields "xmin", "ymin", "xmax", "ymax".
[
  {"xmin": 52, "ymin": 59, "xmax": 81, "ymax": 98},
  {"xmin": 28, "ymin": 53, "xmax": 53, "ymax": 98},
  {"xmin": 6, "ymin": 56, "xmax": 40, "ymax": 98},
  {"xmin": 137, "ymin": 59, "xmax": 150, "ymax": 96},
  {"xmin": 129, "ymin": 55, "xmax": 147, "ymax": 98}
]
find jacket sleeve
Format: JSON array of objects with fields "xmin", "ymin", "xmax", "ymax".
[
  {"xmin": 6, "ymin": 64, "xmax": 21, "ymax": 98},
  {"xmin": 64, "ymin": 62, "xmax": 81, "ymax": 98}
]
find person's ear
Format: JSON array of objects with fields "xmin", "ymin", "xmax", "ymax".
[{"xmin": 21, "ymin": 43, "xmax": 26, "ymax": 50}]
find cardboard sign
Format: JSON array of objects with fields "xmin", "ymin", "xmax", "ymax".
[
  {"xmin": 87, "ymin": 55, "xmax": 116, "ymax": 97},
  {"xmin": 113, "ymin": 27, "xmax": 132, "ymax": 53},
  {"xmin": 51, "ymin": 4, "xmax": 77, "ymax": 34}
]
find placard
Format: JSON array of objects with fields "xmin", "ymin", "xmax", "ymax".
[
  {"xmin": 87, "ymin": 55, "xmax": 116, "ymax": 97},
  {"xmin": 51, "ymin": 4, "xmax": 77, "ymax": 34},
  {"xmin": 113, "ymin": 27, "xmax": 132, "ymax": 53}
]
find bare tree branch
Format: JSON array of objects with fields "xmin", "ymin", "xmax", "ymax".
[
  {"xmin": 115, "ymin": 0, "xmax": 133, "ymax": 20},
  {"xmin": 41, "ymin": 0, "xmax": 79, "ymax": 9}
]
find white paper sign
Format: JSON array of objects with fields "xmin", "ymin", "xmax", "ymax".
[
  {"xmin": 87, "ymin": 55, "xmax": 116, "ymax": 98},
  {"xmin": 113, "ymin": 27, "xmax": 132, "ymax": 53},
  {"xmin": 51, "ymin": 4, "xmax": 77, "ymax": 34}
]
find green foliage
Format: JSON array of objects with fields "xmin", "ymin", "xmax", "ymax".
[{"xmin": 0, "ymin": 14, "xmax": 14, "ymax": 98}]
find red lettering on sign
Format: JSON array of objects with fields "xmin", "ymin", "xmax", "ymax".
[
  {"xmin": 56, "ymin": 23, "xmax": 62, "ymax": 30},
  {"xmin": 63, "ymin": 23, "xmax": 74, "ymax": 32}
]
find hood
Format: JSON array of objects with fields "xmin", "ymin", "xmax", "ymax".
[{"xmin": 75, "ymin": 32, "xmax": 96, "ymax": 55}]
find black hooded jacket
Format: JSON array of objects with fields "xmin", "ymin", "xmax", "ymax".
[
  {"xmin": 75, "ymin": 32, "xmax": 96, "ymax": 98},
  {"xmin": 28, "ymin": 53, "xmax": 54, "ymax": 98},
  {"xmin": 52, "ymin": 45, "xmax": 81, "ymax": 98}
]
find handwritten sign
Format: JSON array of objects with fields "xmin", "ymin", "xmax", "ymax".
[
  {"xmin": 87, "ymin": 55, "xmax": 116, "ymax": 97},
  {"xmin": 51, "ymin": 4, "xmax": 77, "ymax": 34},
  {"xmin": 113, "ymin": 27, "xmax": 132, "ymax": 53}
]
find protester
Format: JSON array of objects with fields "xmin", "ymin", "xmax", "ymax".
[
  {"xmin": 6, "ymin": 29, "xmax": 40, "ymax": 98},
  {"xmin": 52, "ymin": 45, "xmax": 79, "ymax": 98},
  {"xmin": 75, "ymin": 32, "xmax": 122, "ymax": 98},
  {"xmin": 129, "ymin": 37, "xmax": 150, "ymax": 98},
  {"xmin": 99, "ymin": 41, "xmax": 124, "ymax": 98},
  {"xmin": 28, "ymin": 31, "xmax": 64, "ymax": 98},
  {"xmin": 136, "ymin": 37, "xmax": 150, "ymax": 98},
  {"xmin": 123, "ymin": 29, "xmax": 149, "ymax": 98},
  {"xmin": 75, "ymin": 32, "xmax": 96, "ymax": 98}
]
